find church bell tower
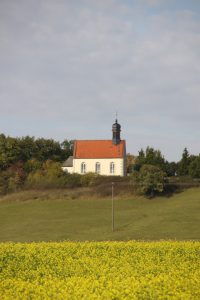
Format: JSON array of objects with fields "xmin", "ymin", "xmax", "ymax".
[{"xmin": 112, "ymin": 119, "xmax": 121, "ymax": 145}]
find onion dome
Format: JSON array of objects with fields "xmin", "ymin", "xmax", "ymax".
[{"xmin": 112, "ymin": 119, "xmax": 121, "ymax": 145}]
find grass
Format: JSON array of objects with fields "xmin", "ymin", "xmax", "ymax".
[{"xmin": 0, "ymin": 187, "xmax": 200, "ymax": 242}]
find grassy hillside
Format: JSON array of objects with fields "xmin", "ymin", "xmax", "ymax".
[{"xmin": 0, "ymin": 188, "xmax": 200, "ymax": 242}]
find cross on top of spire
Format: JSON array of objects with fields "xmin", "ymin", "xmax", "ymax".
[{"xmin": 115, "ymin": 111, "xmax": 118, "ymax": 122}]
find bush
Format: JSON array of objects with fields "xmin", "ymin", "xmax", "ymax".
[
  {"xmin": 80, "ymin": 173, "xmax": 99, "ymax": 187},
  {"xmin": 25, "ymin": 160, "xmax": 67, "ymax": 189},
  {"xmin": 189, "ymin": 155, "xmax": 200, "ymax": 178},
  {"xmin": 0, "ymin": 172, "xmax": 8, "ymax": 195},
  {"xmin": 132, "ymin": 164, "xmax": 167, "ymax": 197},
  {"xmin": 64, "ymin": 173, "xmax": 82, "ymax": 188},
  {"xmin": 24, "ymin": 159, "xmax": 42, "ymax": 173}
]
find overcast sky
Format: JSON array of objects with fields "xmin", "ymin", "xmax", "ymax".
[{"xmin": 0, "ymin": 0, "xmax": 200, "ymax": 161}]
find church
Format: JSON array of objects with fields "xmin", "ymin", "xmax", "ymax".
[{"xmin": 62, "ymin": 119, "xmax": 126, "ymax": 176}]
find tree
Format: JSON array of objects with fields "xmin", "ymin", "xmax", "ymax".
[
  {"xmin": 189, "ymin": 155, "xmax": 200, "ymax": 178},
  {"xmin": 134, "ymin": 147, "xmax": 166, "ymax": 172},
  {"xmin": 132, "ymin": 164, "xmax": 167, "ymax": 197},
  {"xmin": 24, "ymin": 158, "xmax": 42, "ymax": 173},
  {"xmin": 0, "ymin": 135, "xmax": 21, "ymax": 170},
  {"xmin": 61, "ymin": 139, "xmax": 74, "ymax": 160},
  {"xmin": 0, "ymin": 171, "xmax": 9, "ymax": 195},
  {"xmin": 164, "ymin": 161, "xmax": 178, "ymax": 177},
  {"xmin": 126, "ymin": 153, "xmax": 135, "ymax": 174},
  {"xmin": 0, "ymin": 134, "xmax": 71, "ymax": 170},
  {"xmin": 7, "ymin": 161, "xmax": 26, "ymax": 191},
  {"xmin": 177, "ymin": 148, "xmax": 191, "ymax": 176},
  {"xmin": 34, "ymin": 138, "xmax": 63, "ymax": 162},
  {"xmin": 26, "ymin": 160, "xmax": 66, "ymax": 189},
  {"xmin": 18, "ymin": 136, "xmax": 37, "ymax": 161}
]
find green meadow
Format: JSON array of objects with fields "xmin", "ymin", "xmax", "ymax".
[{"xmin": 0, "ymin": 188, "xmax": 200, "ymax": 242}]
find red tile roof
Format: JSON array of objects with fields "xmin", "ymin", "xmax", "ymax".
[{"xmin": 74, "ymin": 140, "xmax": 126, "ymax": 159}]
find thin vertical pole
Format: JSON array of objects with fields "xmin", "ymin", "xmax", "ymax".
[{"xmin": 112, "ymin": 182, "xmax": 114, "ymax": 232}]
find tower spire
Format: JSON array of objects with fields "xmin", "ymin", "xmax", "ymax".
[{"xmin": 112, "ymin": 118, "xmax": 121, "ymax": 145}]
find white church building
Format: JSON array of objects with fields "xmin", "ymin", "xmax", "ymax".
[{"xmin": 62, "ymin": 120, "xmax": 126, "ymax": 176}]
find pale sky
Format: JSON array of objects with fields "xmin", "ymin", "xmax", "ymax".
[{"xmin": 0, "ymin": 0, "xmax": 200, "ymax": 161}]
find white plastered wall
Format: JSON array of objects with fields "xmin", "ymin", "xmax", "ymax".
[
  {"xmin": 62, "ymin": 166, "xmax": 73, "ymax": 174},
  {"xmin": 73, "ymin": 158, "xmax": 125, "ymax": 176}
]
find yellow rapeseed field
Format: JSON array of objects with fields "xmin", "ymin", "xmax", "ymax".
[{"xmin": 0, "ymin": 241, "xmax": 200, "ymax": 299}]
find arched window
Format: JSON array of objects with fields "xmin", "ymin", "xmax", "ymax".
[
  {"xmin": 110, "ymin": 162, "xmax": 115, "ymax": 174},
  {"xmin": 95, "ymin": 162, "xmax": 101, "ymax": 174},
  {"xmin": 81, "ymin": 162, "xmax": 86, "ymax": 174}
]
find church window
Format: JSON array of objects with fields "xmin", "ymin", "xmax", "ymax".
[
  {"xmin": 110, "ymin": 162, "xmax": 115, "ymax": 174},
  {"xmin": 95, "ymin": 162, "xmax": 101, "ymax": 174},
  {"xmin": 81, "ymin": 162, "xmax": 86, "ymax": 174}
]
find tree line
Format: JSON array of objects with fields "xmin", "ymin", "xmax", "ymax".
[
  {"xmin": 0, "ymin": 134, "xmax": 73, "ymax": 194},
  {"xmin": 127, "ymin": 147, "xmax": 200, "ymax": 196},
  {"xmin": 127, "ymin": 146, "xmax": 200, "ymax": 178},
  {"xmin": 0, "ymin": 133, "xmax": 200, "ymax": 196},
  {"xmin": 0, "ymin": 134, "xmax": 73, "ymax": 169}
]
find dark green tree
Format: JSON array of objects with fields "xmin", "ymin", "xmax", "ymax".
[
  {"xmin": 134, "ymin": 147, "xmax": 166, "ymax": 173},
  {"xmin": 61, "ymin": 139, "xmax": 74, "ymax": 159},
  {"xmin": 0, "ymin": 134, "xmax": 74, "ymax": 171},
  {"xmin": 126, "ymin": 153, "xmax": 135, "ymax": 174},
  {"xmin": 0, "ymin": 135, "xmax": 21, "ymax": 169},
  {"xmin": 164, "ymin": 161, "xmax": 178, "ymax": 177},
  {"xmin": 34, "ymin": 138, "xmax": 63, "ymax": 161},
  {"xmin": 18, "ymin": 136, "xmax": 37, "ymax": 161},
  {"xmin": 189, "ymin": 155, "xmax": 200, "ymax": 178},
  {"xmin": 177, "ymin": 148, "xmax": 191, "ymax": 176},
  {"xmin": 132, "ymin": 164, "xmax": 167, "ymax": 197}
]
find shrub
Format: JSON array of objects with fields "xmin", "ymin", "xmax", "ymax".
[
  {"xmin": 64, "ymin": 173, "xmax": 82, "ymax": 188},
  {"xmin": 80, "ymin": 172, "xmax": 99, "ymax": 186},
  {"xmin": 25, "ymin": 160, "xmax": 67, "ymax": 189},
  {"xmin": 24, "ymin": 159, "xmax": 42, "ymax": 173},
  {"xmin": 189, "ymin": 155, "xmax": 200, "ymax": 178},
  {"xmin": 132, "ymin": 164, "xmax": 167, "ymax": 197},
  {"xmin": 0, "ymin": 172, "xmax": 8, "ymax": 195}
]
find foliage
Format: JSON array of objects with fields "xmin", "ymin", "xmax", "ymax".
[
  {"xmin": 177, "ymin": 148, "xmax": 191, "ymax": 176},
  {"xmin": 132, "ymin": 164, "xmax": 167, "ymax": 196},
  {"xmin": 25, "ymin": 161, "xmax": 84, "ymax": 189},
  {"xmin": 26, "ymin": 160, "xmax": 66, "ymax": 189},
  {"xmin": 7, "ymin": 162, "xmax": 26, "ymax": 190},
  {"xmin": 134, "ymin": 147, "xmax": 166, "ymax": 172},
  {"xmin": 24, "ymin": 158, "xmax": 42, "ymax": 173},
  {"xmin": 0, "ymin": 162, "xmax": 26, "ymax": 194},
  {"xmin": 64, "ymin": 173, "xmax": 82, "ymax": 188},
  {"xmin": 0, "ymin": 134, "xmax": 73, "ymax": 170},
  {"xmin": 133, "ymin": 147, "xmax": 180, "ymax": 177},
  {"xmin": 0, "ymin": 171, "xmax": 9, "ymax": 195},
  {"xmin": 189, "ymin": 155, "xmax": 200, "ymax": 178},
  {"xmin": 1, "ymin": 132, "xmax": 200, "ymax": 196},
  {"xmin": 0, "ymin": 241, "xmax": 200, "ymax": 299},
  {"xmin": 0, "ymin": 134, "xmax": 21, "ymax": 169},
  {"xmin": 0, "ymin": 133, "xmax": 74, "ymax": 194},
  {"xmin": 34, "ymin": 138, "xmax": 64, "ymax": 162},
  {"xmin": 126, "ymin": 153, "xmax": 135, "ymax": 174},
  {"xmin": 80, "ymin": 172, "xmax": 99, "ymax": 186},
  {"xmin": 61, "ymin": 139, "xmax": 74, "ymax": 158},
  {"xmin": 164, "ymin": 161, "xmax": 177, "ymax": 176}
]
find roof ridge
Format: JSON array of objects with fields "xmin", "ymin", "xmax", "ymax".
[
  {"xmin": 74, "ymin": 140, "xmax": 126, "ymax": 159},
  {"xmin": 75, "ymin": 139, "xmax": 125, "ymax": 141}
]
